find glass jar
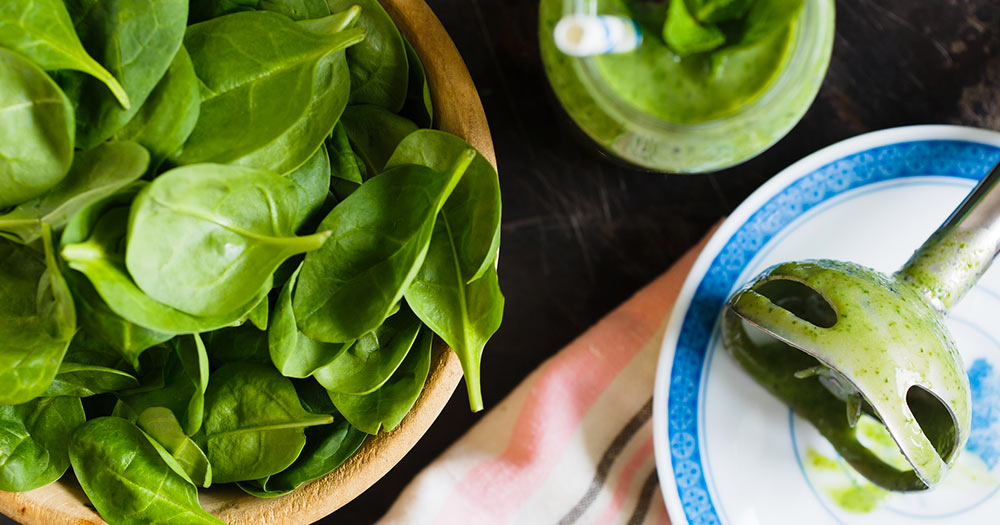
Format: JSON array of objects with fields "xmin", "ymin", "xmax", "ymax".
[{"xmin": 539, "ymin": 0, "xmax": 836, "ymax": 173}]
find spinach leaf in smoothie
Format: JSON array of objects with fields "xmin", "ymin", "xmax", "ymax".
[
  {"xmin": 58, "ymin": 0, "xmax": 187, "ymax": 149},
  {"xmin": 0, "ymin": 227, "xmax": 76, "ymax": 406},
  {"xmin": 314, "ymin": 305, "xmax": 422, "ymax": 394},
  {"xmin": 0, "ymin": 141, "xmax": 149, "ymax": 245},
  {"xmin": 685, "ymin": 0, "xmax": 755, "ymax": 22},
  {"xmin": 326, "ymin": 0, "xmax": 409, "ymax": 111},
  {"xmin": 270, "ymin": 265, "xmax": 352, "ymax": 378},
  {"xmin": 737, "ymin": 0, "xmax": 804, "ymax": 46},
  {"xmin": 328, "ymin": 326, "xmax": 432, "ymax": 434},
  {"xmin": 0, "ymin": 47, "xmax": 75, "ymax": 209},
  {"xmin": 663, "ymin": 0, "xmax": 726, "ymax": 56},
  {"xmin": 125, "ymin": 164, "xmax": 331, "ymax": 318},
  {"xmin": 292, "ymin": 151, "xmax": 475, "ymax": 343},
  {"xmin": 116, "ymin": 46, "xmax": 201, "ymax": 172},
  {"xmin": 69, "ymin": 417, "xmax": 223, "ymax": 524},
  {"xmin": 0, "ymin": 0, "xmax": 129, "ymax": 108},
  {"xmin": 200, "ymin": 362, "xmax": 333, "ymax": 483},
  {"xmin": 0, "ymin": 396, "xmax": 86, "ymax": 492},
  {"xmin": 175, "ymin": 11, "xmax": 364, "ymax": 165}
]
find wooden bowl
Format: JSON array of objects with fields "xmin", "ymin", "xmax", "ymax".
[{"xmin": 0, "ymin": 0, "xmax": 493, "ymax": 523}]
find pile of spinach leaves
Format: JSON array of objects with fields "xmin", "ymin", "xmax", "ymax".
[{"xmin": 0, "ymin": 0, "xmax": 503, "ymax": 522}]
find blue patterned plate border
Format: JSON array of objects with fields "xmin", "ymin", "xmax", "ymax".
[{"xmin": 651, "ymin": 126, "xmax": 1000, "ymax": 525}]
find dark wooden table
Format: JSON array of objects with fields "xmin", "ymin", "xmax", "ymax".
[
  {"xmin": 326, "ymin": 1, "xmax": 1000, "ymax": 523},
  {"xmin": 1, "ymin": 2, "xmax": 995, "ymax": 525}
]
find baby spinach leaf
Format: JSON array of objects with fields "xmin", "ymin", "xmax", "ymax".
[
  {"xmin": 239, "ymin": 415, "xmax": 366, "ymax": 497},
  {"xmin": 203, "ymin": 324, "xmax": 273, "ymax": 370},
  {"xmin": 328, "ymin": 326, "xmax": 432, "ymax": 434},
  {"xmin": 118, "ymin": 335, "xmax": 209, "ymax": 436},
  {"xmin": 0, "ymin": 396, "xmax": 85, "ymax": 492},
  {"xmin": 314, "ymin": 305, "xmax": 421, "ymax": 394},
  {"xmin": 59, "ymin": 0, "xmax": 187, "ymax": 149},
  {"xmin": 293, "ymin": 377, "xmax": 338, "ymax": 414},
  {"xmin": 270, "ymin": 265, "xmax": 352, "ymax": 378},
  {"xmin": 175, "ymin": 11, "xmax": 364, "ymax": 165},
  {"xmin": 385, "ymin": 132, "xmax": 504, "ymax": 411},
  {"xmin": 405, "ymin": 238, "xmax": 503, "ymax": 412},
  {"xmin": 340, "ymin": 104, "xmax": 419, "ymax": 176},
  {"xmin": 248, "ymin": 296, "xmax": 270, "ymax": 331},
  {"xmin": 43, "ymin": 362, "xmax": 138, "ymax": 397},
  {"xmin": 260, "ymin": 0, "xmax": 332, "ymax": 19},
  {"xmin": 39, "ymin": 329, "xmax": 138, "ymax": 398},
  {"xmin": 116, "ymin": 47, "xmax": 200, "ymax": 172},
  {"xmin": 226, "ymin": 13, "xmax": 357, "ymax": 175},
  {"xmin": 663, "ymin": 0, "xmax": 727, "ymax": 56},
  {"xmin": 326, "ymin": 122, "xmax": 364, "ymax": 201},
  {"xmin": 61, "ymin": 327, "xmax": 133, "ymax": 370},
  {"xmin": 138, "ymin": 407, "xmax": 212, "ymax": 488},
  {"xmin": 68, "ymin": 272, "xmax": 174, "ymax": 369},
  {"xmin": 0, "ymin": 141, "xmax": 149, "ymax": 244},
  {"xmin": 386, "ymin": 130, "xmax": 502, "ymax": 282},
  {"xmin": 69, "ymin": 417, "xmax": 224, "ymax": 524},
  {"xmin": 292, "ymin": 151, "xmax": 475, "ymax": 343},
  {"xmin": 0, "ymin": 0, "xmax": 129, "ymax": 108},
  {"xmin": 287, "ymin": 144, "xmax": 333, "ymax": 232},
  {"xmin": 0, "ymin": 226, "xmax": 76, "ymax": 405},
  {"xmin": 189, "ymin": 0, "xmax": 258, "ymax": 22},
  {"xmin": 0, "ymin": 47, "xmax": 75, "ymax": 209},
  {"xmin": 200, "ymin": 362, "xmax": 333, "ymax": 483},
  {"xmin": 125, "ymin": 164, "xmax": 332, "ymax": 317},
  {"xmin": 191, "ymin": 0, "xmax": 331, "ymax": 23},
  {"xmin": 62, "ymin": 194, "xmax": 273, "ymax": 334},
  {"xmin": 326, "ymin": 0, "xmax": 408, "ymax": 111},
  {"xmin": 400, "ymin": 37, "xmax": 434, "ymax": 128}
]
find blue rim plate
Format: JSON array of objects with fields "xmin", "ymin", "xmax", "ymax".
[{"xmin": 652, "ymin": 125, "xmax": 1000, "ymax": 525}]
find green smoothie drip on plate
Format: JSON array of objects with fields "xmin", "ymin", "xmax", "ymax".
[{"xmin": 595, "ymin": 0, "xmax": 804, "ymax": 123}]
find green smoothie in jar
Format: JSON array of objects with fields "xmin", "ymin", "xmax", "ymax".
[{"xmin": 539, "ymin": 0, "xmax": 835, "ymax": 173}]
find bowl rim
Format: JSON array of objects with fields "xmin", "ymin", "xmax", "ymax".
[{"xmin": 0, "ymin": 0, "xmax": 493, "ymax": 523}]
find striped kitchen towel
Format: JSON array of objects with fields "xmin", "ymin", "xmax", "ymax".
[{"xmin": 380, "ymin": 229, "xmax": 716, "ymax": 525}]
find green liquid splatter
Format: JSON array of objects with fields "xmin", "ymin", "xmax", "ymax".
[{"xmin": 804, "ymin": 446, "xmax": 889, "ymax": 514}]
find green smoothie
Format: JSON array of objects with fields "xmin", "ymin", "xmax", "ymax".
[
  {"xmin": 594, "ymin": 0, "xmax": 798, "ymax": 123},
  {"xmin": 538, "ymin": 0, "xmax": 835, "ymax": 172}
]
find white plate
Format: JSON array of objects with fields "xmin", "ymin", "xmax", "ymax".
[{"xmin": 651, "ymin": 126, "xmax": 1000, "ymax": 525}]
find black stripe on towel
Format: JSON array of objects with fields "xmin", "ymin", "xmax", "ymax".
[
  {"xmin": 558, "ymin": 397, "xmax": 653, "ymax": 525},
  {"xmin": 626, "ymin": 470, "xmax": 659, "ymax": 525}
]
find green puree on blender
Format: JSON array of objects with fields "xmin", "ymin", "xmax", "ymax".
[{"xmin": 594, "ymin": 0, "xmax": 805, "ymax": 123}]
